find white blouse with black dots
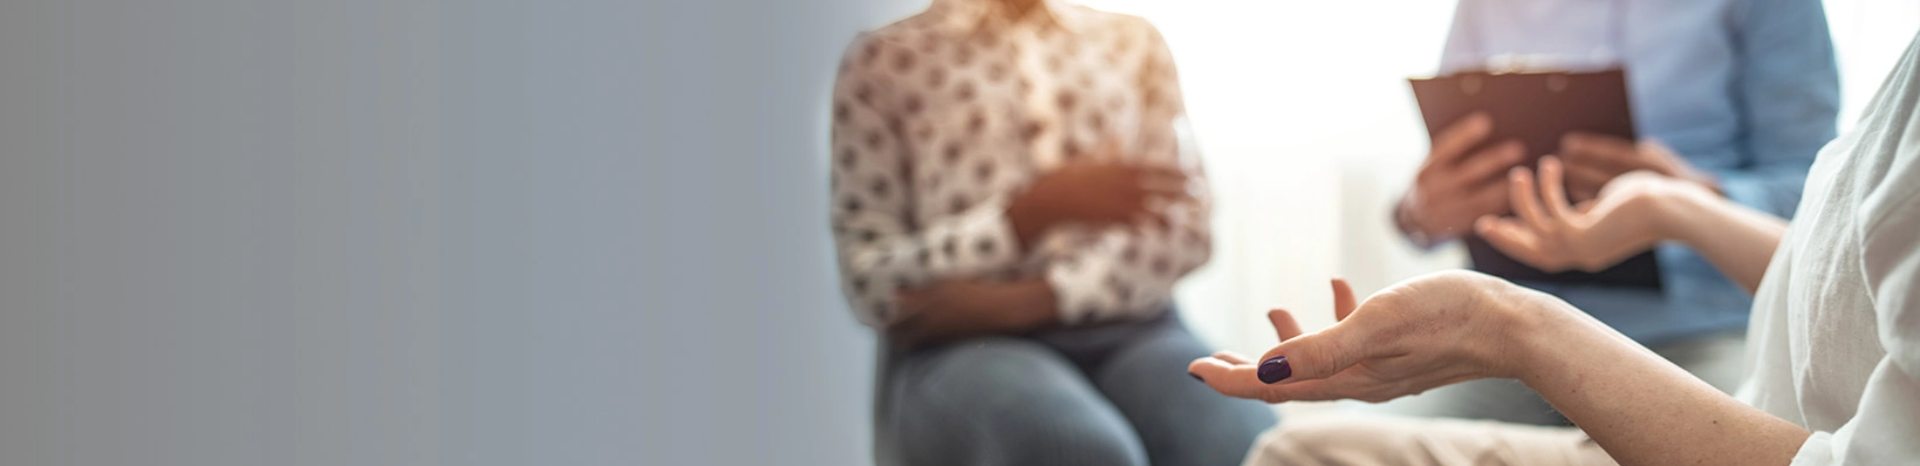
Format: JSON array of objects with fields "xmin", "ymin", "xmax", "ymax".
[{"xmin": 828, "ymin": 0, "xmax": 1211, "ymax": 328}]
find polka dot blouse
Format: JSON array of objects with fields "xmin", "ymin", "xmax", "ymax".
[{"xmin": 829, "ymin": 0, "xmax": 1211, "ymax": 328}]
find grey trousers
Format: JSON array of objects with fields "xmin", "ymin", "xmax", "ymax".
[{"xmin": 873, "ymin": 310, "xmax": 1278, "ymax": 466}]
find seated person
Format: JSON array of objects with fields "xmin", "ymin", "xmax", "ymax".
[
  {"xmin": 827, "ymin": 1, "xmax": 1275, "ymax": 464},
  {"xmin": 1388, "ymin": 0, "xmax": 1838, "ymax": 424},
  {"xmin": 1190, "ymin": 31, "xmax": 1920, "ymax": 466}
]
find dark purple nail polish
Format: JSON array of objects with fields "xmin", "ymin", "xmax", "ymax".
[
  {"xmin": 1189, "ymin": 372, "xmax": 1203, "ymax": 382},
  {"xmin": 1258, "ymin": 357, "xmax": 1292, "ymax": 384}
]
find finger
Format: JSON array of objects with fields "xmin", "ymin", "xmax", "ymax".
[
  {"xmin": 1331, "ymin": 279, "xmax": 1357, "ymax": 322},
  {"xmin": 1430, "ymin": 112, "xmax": 1494, "ymax": 165},
  {"xmin": 1212, "ymin": 350, "xmax": 1255, "ymax": 365},
  {"xmin": 1188, "ymin": 356, "xmax": 1270, "ymax": 399},
  {"xmin": 1136, "ymin": 173, "xmax": 1191, "ymax": 199},
  {"xmin": 1561, "ymin": 159, "xmax": 1616, "ymax": 201},
  {"xmin": 1474, "ymin": 214, "xmax": 1503, "ymax": 241},
  {"xmin": 1561, "ymin": 132, "xmax": 1637, "ymax": 158},
  {"xmin": 1537, "ymin": 156, "xmax": 1576, "ymax": 219},
  {"xmin": 1242, "ymin": 377, "xmax": 1352, "ymax": 403},
  {"xmin": 1131, "ymin": 210, "xmax": 1170, "ymax": 231},
  {"xmin": 1560, "ymin": 133, "xmax": 1639, "ymax": 172},
  {"xmin": 1268, "ymin": 370, "xmax": 1476, "ymax": 403},
  {"xmin": 1507, "ymin": 167, "xmax": 1555, "ymax": 234},
  {"xmin": 1256, "ymin": 324, "xmax": 1376, "ymax": 385},
  {"xmin": 1637, "ymin": 139, "xmax": 1677, "ymax": 163},
  {"xmin": 1459, "ymin": 177, "xmax": 1512, "ymax": 217},
  {"xmin": 1455, "ymin": 140, "xmax": 1527, "ymax": 184},
  {"xmin": 1133, "ymin": 164, "xmax": 1188, "ymax": 180},
  {"xmin": 1132, "ymin": 165, "xmax": 1192, "ymax": 200},
  {"xmin": 1267, "ymin": 309, "xmax": 1304, "ymax": 342},
  {"xmin": 1476, "ymin": 215, "xmax": 1551, "ymax": 268}
]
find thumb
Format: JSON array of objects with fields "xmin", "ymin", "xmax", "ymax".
[{"xmin": 1254, "ymin": 324, "xmax": 1372, "ymax": 385}]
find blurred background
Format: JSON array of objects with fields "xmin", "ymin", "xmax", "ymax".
[{"xmin": 0, "ymin": 1, "xmax": 1912, "ymax": 465}]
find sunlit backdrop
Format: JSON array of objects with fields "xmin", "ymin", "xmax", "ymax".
[
  {"xmin": 1079, "ymin": 0, "xmax": 1920, "ymax": 357},
  {"xmin": 839, "ymin": 0, "xmax": 1920, "ymax": 421}
]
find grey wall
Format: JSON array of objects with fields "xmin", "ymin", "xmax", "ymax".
[{"xmin": 0, "ymin": 0, "xmax": 921, "ymax": 464}]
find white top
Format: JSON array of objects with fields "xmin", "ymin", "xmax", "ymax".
[
  {"xmin": 1737, "ymin": 33, "xmax": 1920, "ymax": 465},
  {"xmin": 828, "ymin": 0, "xmax": 1210, "ymax": 327}
]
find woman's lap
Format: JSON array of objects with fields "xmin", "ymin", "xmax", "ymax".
[
  {"xmin": 1245, "ymin": 416, "xmax": 1616, "ymax": 466},
  {"xmin": 1091, "ymin": 320, "xmax": 1279, "ymax": 466},
  {"xmin": 876, "ymin": 312, "xmax": 1275, "ymax": 466}
]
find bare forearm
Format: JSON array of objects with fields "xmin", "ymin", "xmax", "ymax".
[
  {"xmin": 997, "ymin": 278, "xmax": 1060, "ymax": 325},
  {"xmin": 1516, "ymin": 295, "xmax": 1808, "ymax": 466},
  {"xmin": 887, "ymin": 277, "xmax": 1060, "ymax": 348},
  {"xmin": 1654, "ymin": 189, "xmax": 1788, "ymax": 294}
]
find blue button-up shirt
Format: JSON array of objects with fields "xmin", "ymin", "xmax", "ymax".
[{"xmin": 1439, "ymin": 0, "xmax": 1839, "ymax": 344}]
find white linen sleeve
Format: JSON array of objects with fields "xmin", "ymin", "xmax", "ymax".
[{"xmin": 1791, "ymin": 165, "xmax": 1920, "ymax": 465}]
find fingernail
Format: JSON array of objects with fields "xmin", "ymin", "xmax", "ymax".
[
  {"xmin": 1189, "ymin": 372, "xmax": 1204, "ymax": 382},
  {"xmin": 1258, "ymin": 357, "xmax": 1292, "ymax": 384}
]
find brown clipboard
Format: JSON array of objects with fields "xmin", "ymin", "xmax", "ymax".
[{"xmin": 1408, "ymin": 69, "xmax": 1662, "ymax": 289}]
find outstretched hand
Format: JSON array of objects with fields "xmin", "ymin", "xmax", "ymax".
[
  {"xmin": 1474, "ymin": 156, "xmax": 1710, "ymax": 273},
  {"xmin": 1188, "ymin": 272, "xmax": 1556, "ymax": 404}
]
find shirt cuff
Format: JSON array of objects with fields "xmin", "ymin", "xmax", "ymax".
[
  {"xmin": 1045, "ymin": 251, "xmax": 1116, "ymax": 325},
  {"xmin": 921, "ymin": 196, "xmax": 1023, "ymax": 278}
]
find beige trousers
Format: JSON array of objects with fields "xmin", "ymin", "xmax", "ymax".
[{"xmin": 1242, "ymin": 416, "xmax": 1617, "ymax": 466}]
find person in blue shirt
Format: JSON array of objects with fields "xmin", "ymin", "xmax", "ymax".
[{"xmin": 1387, "ymin": 0, "xmax": 1839, "ymax": 425}]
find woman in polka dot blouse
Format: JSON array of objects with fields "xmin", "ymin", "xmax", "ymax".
[{"xmin": 828, "ymin": 0, "xmax": 1276, "ymax": 464}]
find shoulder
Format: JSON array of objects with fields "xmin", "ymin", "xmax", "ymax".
[
  {"xmin": 1070, "ymin": 6, "xmax": 1164, "ymax": 43},
  {"xmin": 837, "ymin": 11, "xmax": 942, "ymax": 78}
]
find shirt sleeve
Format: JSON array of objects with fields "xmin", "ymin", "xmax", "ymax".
[
  {"xmin": 1652, "ymin": 0, "xmax": 1840, "ymax": 309},
  {"xmin": 1394, "ymin": 0, "xmax": 1483, "ymax": 250},
  {"xmin": 829, "ymin": 34, "xmax": 1023, "ymax": 328},
  {"xmin": 1435, "ymin": 0, "xmax": 1484, "ymax": 75},
  {"xmin": 1721, "ymin": 0, "xmax": 1839, "ymax": 219},
  {"xmin": 1046, "ymin": 22, "xmax": 1213, "ymax": 325},
  {"xmin": 1790, "ymin": 128, "xmax": 1920, "ymax": 465}
]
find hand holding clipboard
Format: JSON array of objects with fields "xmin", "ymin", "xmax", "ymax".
[{"xmin": 1406, "ymin": 69, "xmax": 1668, "ymax": 288}]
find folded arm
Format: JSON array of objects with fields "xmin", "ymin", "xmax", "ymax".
[
  {"xmin": 828, "ymin": 34, "xmax": 1025, "ymax": 327},
  {"xmin": 1037, "ymin": 22, "xmax": 1213, "ymax": 325}
]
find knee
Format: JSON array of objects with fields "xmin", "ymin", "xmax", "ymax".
[
  {"xmin": 914, "ymin": 338, "xmax": 1061, "ymax": 384},
  {"xmin": 991, "ymin": 421, "xmax": 1147, "ymax": 466},
  {"xmin": 887, "ymin": 339, "xmax": 1147, "ymax": 466},
  {"xmin": 1249, "ymin": 419, "xmax": 1401, "ymax": 466},
  {"xmin": 1245, "ymin": 418, "xmax": 1453, "ymax": 466},
  {"xmin": 899, "ymin": 411, "xmax": 1143, "ymax": 466}
]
